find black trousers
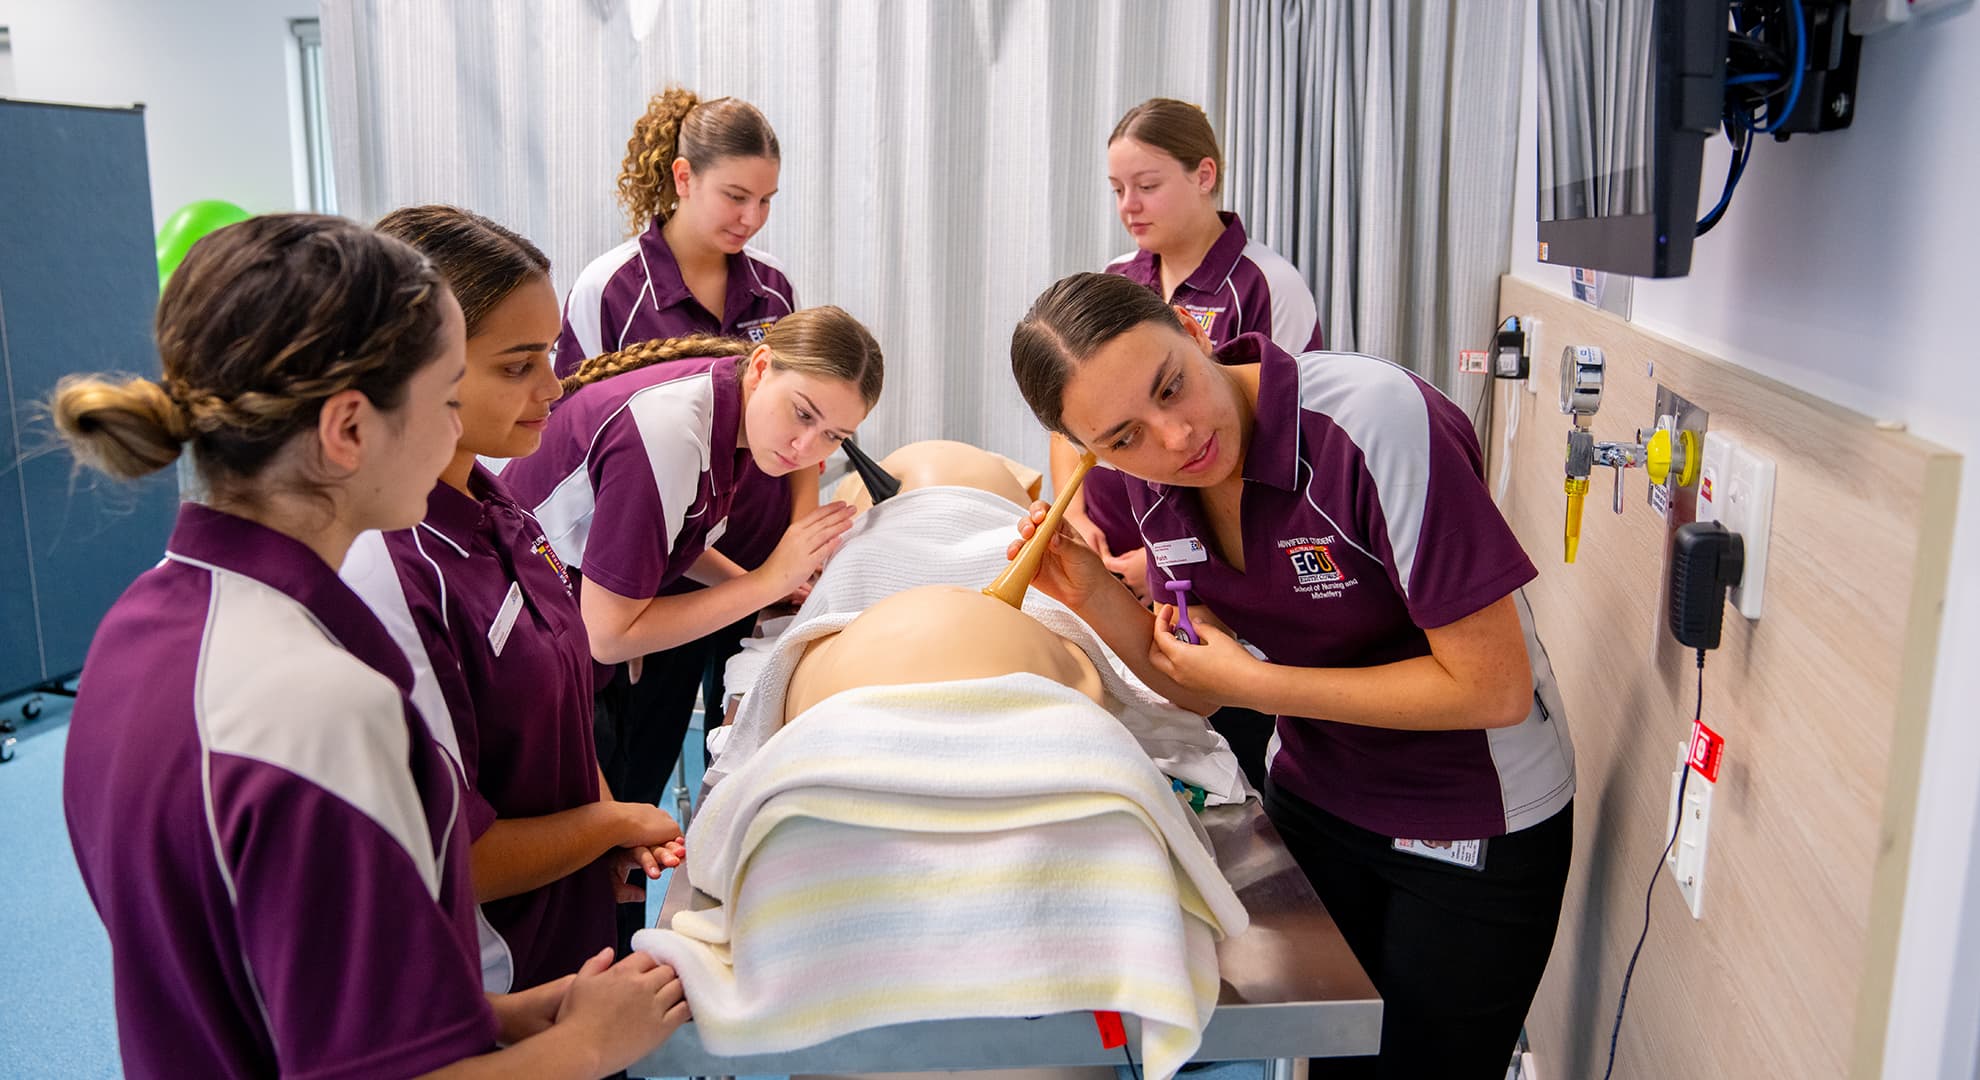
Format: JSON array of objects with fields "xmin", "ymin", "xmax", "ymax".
[
  {"xmin": 594, "ymin": 612, "xmax": 757, "ymax": 952},
  {"xmin": 1207, "ymin": 706, "xmax": 1275, "ymax": 792},
  {"xmin": 1264, "ymin": 781, "xmax": 1573, "ymax": 1080}
]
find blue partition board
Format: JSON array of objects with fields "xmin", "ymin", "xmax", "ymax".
[{"xmin": 0, "ymin": 99, "xmax": 178, "ymax": 692}]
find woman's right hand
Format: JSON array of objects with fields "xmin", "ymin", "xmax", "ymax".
[
  {"xmin": 555, "ymin": 948, "xmax": 691, "ymax": 1076},
  {"xmin": 1006, "ymin": 499, "xmax": 1116, "ymax": 610},
  {"xmin": 757, "ymin": 501, "xmax": 855, "ymax": 597}
]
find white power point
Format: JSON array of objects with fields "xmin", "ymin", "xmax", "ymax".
[
  {"xmin": 1665, "ymin": 740, "xmax": 1713, "ymax": 919},
  {"xmin": 1522, "ymin": 317, "xmax": 1543, "ymax": 395},
  {"xmin": 1695, "ymin": 433, "xmax": 1776, "ymax": 620}
]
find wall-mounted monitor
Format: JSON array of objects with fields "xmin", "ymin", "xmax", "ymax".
[{"xmin": 1536, "ymin": 0, "xmax": 1727, "ymax": 279}]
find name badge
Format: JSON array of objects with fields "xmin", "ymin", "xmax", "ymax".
[
  {"xmin": 488, "ymin": 582, "xmax": 524, "ymax": 657},
  {"xmin": 1151, "ymin": 537, "xmax": 1208, "ymax": 568},
  {"xmin": 1392, "ymin": 837, "xmax": 1487, "ymax": 871}
]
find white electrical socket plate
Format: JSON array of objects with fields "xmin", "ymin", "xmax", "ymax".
[
  {"xmin": 1665, "ymin": 740, "xmax": 1712, "ymax": 919},
  {"xmin": 1522, "ymin": 316, "xmax": 1543, "ymax": 394},
  {"xmin": 1694, "ymin": 433, "xmax": 1776, "ymax": 620}
]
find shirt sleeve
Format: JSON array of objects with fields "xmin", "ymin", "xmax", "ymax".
[
  {"xmin": 553, "ymin": 278, "xmax": 605, "ymax": 380},
  {"xmin": 341, "ymin": 531, "xmax": 497, "ymax": 839},
  {"xmin": 1266, "ymin": 275, "xmax": 1323, "ymax": 356},
  {"xmin": 572, "ymin": 411, "xmax": 694, "ymax": 601},
  {"xmin": 212, "ymin": 701, "xmax": 495, "ymax": 1077},
  {"xmin": 1349, "ymin": 373, "xmax": 1537, "ymax": 630}
]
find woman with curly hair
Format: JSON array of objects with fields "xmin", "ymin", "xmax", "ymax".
[{"xmin": 552, "ymin": 90, "xmax": 809, "ymax": 944}]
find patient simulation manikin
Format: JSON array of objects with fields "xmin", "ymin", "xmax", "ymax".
[
  {"xmin": 784, "ymin": 585, "xmax": 1106, "ymax": 723},
  {"xmin": 830, "ymin": 439, "xmax": 1041, "ymax": 513}
]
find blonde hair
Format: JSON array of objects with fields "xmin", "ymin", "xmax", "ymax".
[
  {"xmin": 51, "ymin": 214, "xmax": 448, "ymax": 491},
  {"xmin": 1110, "ymin": 97, "xmax": 1224, "ymax": 199},
  {"xmin": 563, "ymin": 307, "xmax": 884, "ymax": 409},
  {"xmin": 616, "ymin": 88, "xmax": 780, "ymax": 235}
]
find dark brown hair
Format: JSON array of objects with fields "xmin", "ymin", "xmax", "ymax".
[
  {"xmin": 564, "ymin": 306, "xmax": 883, "ymax": 409},
  {"xmin": 617, "ymin": 87, "xmax": 780, "ymax": 234},
  {"xmin": 51, "ymin": 213, "xmax": 448, "ymax": 490},
  {"xmin": 1010, "ymin": 272, "xmax": 1183, "ymax": 440},
  {"xmin": 1110, "ymin": 97, "xmax": 1223, "ymax": 198},
  {"xmin": 375, "ymin": 205, "xmax": 548, "ymax": 336}
]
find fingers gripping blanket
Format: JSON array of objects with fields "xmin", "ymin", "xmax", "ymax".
[
  {"xmin": 714, "ymin": 485, "xmax": 1251, "ymax": 805},
  {"xmin": 633, "ymin": 675, "xmax": 1251, "ymax": 1080}
]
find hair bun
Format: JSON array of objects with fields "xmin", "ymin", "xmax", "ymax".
[{"xmin": 50, "ymin": 375, "xmax": 191, "ymax": 480}]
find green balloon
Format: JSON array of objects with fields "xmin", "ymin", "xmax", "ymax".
[{"xmin": 156, "ymin": 200, "xmax": 252, "ymax": 288}]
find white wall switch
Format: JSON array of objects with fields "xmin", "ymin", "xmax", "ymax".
[
  {"xmin": 1695, "ymin": 433, "xmax": 1775, "ymax": 620},
  {"xmin": 1522, "ymin": 317, "xmax": 1543, "ymax": 394},
  {"xmin": 1665, "ymin": 736, "xmax": 1717, "ymax": 920}
]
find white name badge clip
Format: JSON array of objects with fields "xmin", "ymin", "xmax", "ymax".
[
  {"xmin": 488, "ymin": 582, "xmax": 525, "ymax": 657},
  {"xmin": 1152, "ymin": 537, "xmax": 1209, "ymax": 568},
  {"xmin": 1392, "ymin": 836, "xmax": 1487, "ymax": 871}
]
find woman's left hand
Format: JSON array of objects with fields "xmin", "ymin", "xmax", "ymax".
[
  {"xmin": 1149, "ymin": 603, "xmax": 1265, "ymax": 706},
  {"xmin": 610, "ymin": 839, "xmax": 685, "ymax": 903}
]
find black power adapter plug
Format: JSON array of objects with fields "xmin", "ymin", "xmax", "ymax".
[{"xmin": 1668, "ymin": 521, "xmax": 1745, "ymax": 650}]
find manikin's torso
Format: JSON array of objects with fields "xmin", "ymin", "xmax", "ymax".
[{"xmin": 784, "ymin": 585, "xmax": 1105, "ymax": 723}]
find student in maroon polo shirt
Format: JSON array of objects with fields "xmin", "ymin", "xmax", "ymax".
[
  {"xmin": 506, "ymin": 308, "xmax": 880, "ymax": 944},
  {"xmin": 557, "ymin": 86, "xmax": 811, "ymax": 837},
  {"xmin": 53, "ymin": 214, "xmax": 688, "ymax": 1079},
  {"xmin": 1050, "ymin": 97, "xmax": 1325, "ymax": 792},
  {"xmin": 1011, "ymin": 272, "xmax": 1573, "ymax": 1080},
  {"xmin": 342, "ymin": 206, "xmax": 688, "ymax": 995}
]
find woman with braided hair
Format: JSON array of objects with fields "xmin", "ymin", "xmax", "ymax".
[
  {"xmin": 503, "ymin": 309, "xmax": 881, "ymax": 946},
  {"xmin": 53, "ymin": 213, "xmax": 689, "ymax": 1078},
  {"xmin": 553, "ymin": 89, "xmax": 812, "ymax": 870}
]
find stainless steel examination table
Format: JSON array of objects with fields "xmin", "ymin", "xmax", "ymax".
[{"xmin": 630, "ymin": 799, "xmax": 1383, "ymax": 1078}]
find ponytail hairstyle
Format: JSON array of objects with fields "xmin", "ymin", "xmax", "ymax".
[
  {"xmin": 51, "ymin": 213, "xmax": 449, "ymax": 496},
  {"xmin": 1010, "ymin": 272, "xmax": 1184, "ymax": 441},
  {"xmin": 1109, "ymin": 97, "xmax": 1224, "ymax": 199},
  {"xmin": 616, "ymin": 87, "xmax": 781, "ymax": 235},
  {"xmin": 564, "ymin": 306, "xmax": 884, "ymax": 410},
  {"xmin": 375, "ymin": 205, "xmax": 548, "ymax": 336}
]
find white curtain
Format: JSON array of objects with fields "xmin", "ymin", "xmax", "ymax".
[
  {"xmin": 1222, "ymin": 0, "xmax": 1524, "ymax": 396},
  {"xmin": 319, "ymin": 0, "xmax": 1220, "ymax": 472}
]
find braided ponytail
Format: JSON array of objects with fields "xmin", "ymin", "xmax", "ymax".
[{"xmin": 561, "ymin": 333, "xmax": 751, "ymax": 397}]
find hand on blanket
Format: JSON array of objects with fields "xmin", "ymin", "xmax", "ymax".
[
  {"xmin": 1008, "ymin": 499, "xmax": 1119, "ymax": 610},
  {"xmin": 760, "ymin": 502, "xmax": 856, "ymax": 597},
  {"xmin": 1150, "ymin": 602, "xmax": 1264, "ymax": 707},
  {"xmin": 556, "ymin": 947, "xmax": 692, "ymax": 1075}
]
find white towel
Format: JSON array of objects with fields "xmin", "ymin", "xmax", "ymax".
[
  {"xmin": 635, "ymin": 674, "xmax": 1250, "ymax": 1080},
  {"xmin": 713, "ymin": 486, "xmax": 1251, "ymax": 805}
]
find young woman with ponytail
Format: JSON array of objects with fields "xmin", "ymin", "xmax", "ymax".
[
  {"xmin": 54, "ymin": 213, "xmax": 688, "ymax": 1079},
  {"xmin": 502, "ymin": 309, "xmax": 882, "ymax": 946},
  {"xmin": 341, "ymin": 206, "xmax": 686, "ymax": 998},
  {"xmin": 554, "ymin": 89, "xmax": 812, "ymax": 844}
]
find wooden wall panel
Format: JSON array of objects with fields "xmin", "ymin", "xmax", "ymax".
[{"xmin": 1492, "ymin": 276, "xmax": 1959, "ymax": 1079}]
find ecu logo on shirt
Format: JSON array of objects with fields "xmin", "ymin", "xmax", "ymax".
[
  {"xmin": 1180, "ymin": 305, "xmax": 1222, "ymax": 337},
  {"xmin": 739, "ymin": 316, "xmax": 780, "ymax": 343},
  {"xmin": 1286, "ymin": 542, "xmax": 1342, "ymax": 586}
]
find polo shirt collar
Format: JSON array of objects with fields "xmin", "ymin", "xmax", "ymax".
[
  {"xmin": 1181, "ymin": 211, "xmax": 1249, "ymax": 296},
  {"xmin": 416, "ymin": 463, "xmax": 518, "ymax": 559},
  {"xmin": 1234, "ymin": 333, "xmax": 1303, "ymax": 492},
  {"xmin": 635, "ymin": 218, "xmax": 771, "ymax": 326},
  {"xmin": 164, "ymin": 503, "xmax": 414, "ymax": 694}
]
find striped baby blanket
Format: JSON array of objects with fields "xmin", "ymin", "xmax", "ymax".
[{"xmin": 633, "ymin": 673, "xmax": 1251, "ymax": 1080}]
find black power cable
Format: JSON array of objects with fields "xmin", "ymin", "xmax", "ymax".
[{"xmin": 1601, "ymin": 648, "xmax": 1708, "ymax": 1080}]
